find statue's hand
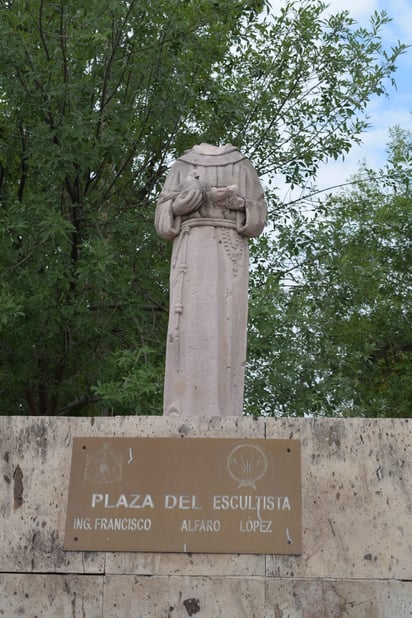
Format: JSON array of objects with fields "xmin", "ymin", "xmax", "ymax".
[
  {"xmin": 172, "ymin": 189, "xmax": 202, "ymax": 215},
  {"xmin": 209, "ymin": 185, "xmax": 245, "ymax": 211}
]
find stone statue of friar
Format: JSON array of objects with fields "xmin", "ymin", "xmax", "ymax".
[{"xmin": 155, "ymin": 143, "xmax": 267, "ymax": 417}]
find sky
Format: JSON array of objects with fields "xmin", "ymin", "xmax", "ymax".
[{"xmin": 314, "ymin": 0, "xmax": 412, "ymax": 194}]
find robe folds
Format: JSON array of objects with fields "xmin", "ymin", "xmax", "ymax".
[{"xmin": 155, "ymin": 144, "xmax": 267, "ymax": 417}]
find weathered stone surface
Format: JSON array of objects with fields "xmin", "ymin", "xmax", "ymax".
[
  {"xmin": 0, "ymin": 573, "xmax": 103, "ymax": 617},
  {"xmin": 1, "ymin": 416, "xmax": 411, "ymax": 616},
  {"xmin": 265, "ymin": 578, "xmax": 412, "ymax": 617},
  {"xmin": 103, "ymin": 575, "xmax": 265, "ymax": 617},
  {"xmin": 105, "ymin": 551, "xmax": 265, "ymax": 577},
  {"xmin": 265, "ymin": 418, "xmax": 412, "ymax": 580},
  {"xmin": 0, "ymin": 416, "xmax": 105, "ymax": 574},
  {"xmin": 2, "ymin": 572, "xmax": 410, "ymax": 617},
  {"xmin": 0, "ymin": 416, "xmax": 265, "ymax": 574}
]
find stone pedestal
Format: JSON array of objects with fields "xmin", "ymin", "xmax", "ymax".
[{"xmin": 1, "ymin": 416, "xmax": 411, "ymax": 617}]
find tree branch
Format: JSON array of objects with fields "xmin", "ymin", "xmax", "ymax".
[
  {"xmin": 17, "ymin": 122, "xmax": 29, "ymax": 203},
  {"xmin": 57, "ymin": 394, "xmax": 101, "ymax": 416},
  {"xmin": 38, "ymin": 0, "xmax": 50, "ymax": 62}
]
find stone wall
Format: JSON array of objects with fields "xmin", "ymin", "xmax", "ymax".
[{"xmin": 0, "ymin": 416, "xmax": 411, "ymax": 617}]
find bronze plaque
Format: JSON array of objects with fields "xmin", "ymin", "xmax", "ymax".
[{"xmin": 64, "ymin": 437, "xmax": 301, "ymax": 554}]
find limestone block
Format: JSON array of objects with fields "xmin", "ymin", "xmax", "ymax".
[
  {"xmin": 265, "ymin": 418, "xmax": 412, "ymax": 580},
  {"xmin": 0, "ymin": 416, "xmax": 265, "ymax": 574},
  {"xmin": 1, "ymin": 415, "xmax": 410, "ymax": 583},
  {"xmin": 103, "ymin": 575, "xmax": 265, "ymax": 617},
  {"xmin": 0, "ymin": 573, "xmax": 103, "ymax": 617},
  {"xmin": 118, "ymin": 414, "xmax": 266, "ymax": 439},
  {"xmin": 264, "ymin": 578, "xmax": 412, "ymax": 618},
  {"xmin": 0, "ymin": 416, "xmax": 105, "ymax": 573},
  {"xmin": 104, "ymin": 551, "xmax": 265, "ymax": 577}
]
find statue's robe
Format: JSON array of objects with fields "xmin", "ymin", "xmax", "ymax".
[{"xmin": 155, "ymin": 144, "xmax": 267, "ymax": 417}]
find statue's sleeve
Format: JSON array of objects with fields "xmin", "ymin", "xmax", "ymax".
[
  {"xmin": 236, "ymin": 159, "xmax": 267, "ymax": 238},
  {"xmin": 155, "ymin": 199, "xmax": 181, "ymax": 240},
  {"xmin": 154, "ymin": 163, "xmax": 183, "ymax": 241}
]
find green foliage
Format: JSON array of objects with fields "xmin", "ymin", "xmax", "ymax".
[
  {"xmin": 247, "ymin": 129, "xmax": 412, "ymax": 418},
  {"xmin": 0, "ymin": 0, "xmax": 406, "ymax": 415},
  {"xmin": 197, "ymin": 3, "xmax": 404, "ymax": 185}
]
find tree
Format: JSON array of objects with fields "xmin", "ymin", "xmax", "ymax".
[
  {"xmin": 0, "ymin": 0, "xmax": 405, "ymax": 415},
  {"xmin": 247, "ymin": 128, "xmax": 412, "ymax": 418}
]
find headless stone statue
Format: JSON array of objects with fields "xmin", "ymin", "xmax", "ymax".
[{"xmin": 155, "ymin": 143, "xmax": 267, "ymax": 417}]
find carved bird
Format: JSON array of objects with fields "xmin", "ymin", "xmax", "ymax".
[
  {"xmin": 158, "ymin": 170, "xmax": 204, "ymax": 219},
  {"xmin": 181, "ymin": 169, "xmax": 201, "ymax": 189},
  {"xmin": 159, "ymin": 170, "xmax": 203, "ymax": 204}
]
